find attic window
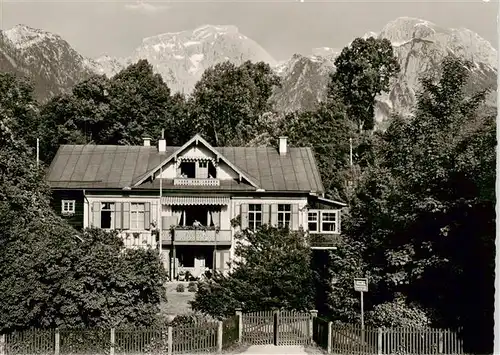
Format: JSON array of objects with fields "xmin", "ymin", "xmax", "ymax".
[{"xmin": 179, "ymin": 162, "xmax": 196, "ymax": 178}]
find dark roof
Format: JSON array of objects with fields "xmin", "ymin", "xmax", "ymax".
[{"xmin": 46, "ymin": 144, "xmax": 325, "ymax": 193}]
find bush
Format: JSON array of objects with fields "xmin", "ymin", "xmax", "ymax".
[
  {"xmin": 191, "ymin": 226, "xmax": 314, "ymax": 318},
  {"xmin": 366, "ymin": 295, "xmax": 431, "ymax": 328},
  {"xmin": 187, "ymin": 283, "xmax": 197, "ymax": 292},
  {"xmin": 176, "ymin": 284, "xmax": 185, "ymax": 293}
]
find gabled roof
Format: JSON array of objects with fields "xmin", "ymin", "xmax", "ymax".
[
  {"xmin": 45, "ymin": 137, "xmax": 325, "ymax": 194},
  {"xmin": 132, "ymin": 134, "xmax": 260, "ymax": 189}
]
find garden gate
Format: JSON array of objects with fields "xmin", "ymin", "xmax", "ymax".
[{"xmin": 241, "ymin": 309, "xmax": 315, "ymax": 346}]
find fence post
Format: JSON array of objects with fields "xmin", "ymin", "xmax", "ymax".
[
  {"xmin": 54, "ymin": 329, "xmax": 60, "ymax": 355},
  {"xmin": 217, "ymin": 321, "xmax": 223, "ymax": 353},
  {"xmin": 438, "ymin": 329, "xmax": 444, "ymax": 354},
  {"xmin": 110, "ymin": 328, "xmax": 115, "ymax": 355},
  {"xmin": 235, "ymin": 308, "xmax": 243, "ymax": 343},
  {"xmin": 327, "ymin": 322, "xmax": 332, "ymax": 354},
  {"xmin": 0, "ymin": 334, "xmax": 5, "ymax": 355},
  {"xmin": 167, "ymin": 326, "xmax": 173, "ymax": 355},
  {"xmin": 273, "ymin": 308, "xmax": 280, "ymax": 346},
  {"xmin": 377, "ymin": 328, "xmax": 383, "ymax": 355},
  {"xmin": 309, "ymin": 309, "xmax": 318, "ymax": 344}
]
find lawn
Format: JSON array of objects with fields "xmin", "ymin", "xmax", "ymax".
[{"xmin": 160, "ymin": 282, "xmax": 196, "ymax": 318}]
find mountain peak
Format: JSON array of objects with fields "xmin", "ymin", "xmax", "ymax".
[{"xmin": 4, "ymin": 24, "xmax": 61, "ymax": 49}]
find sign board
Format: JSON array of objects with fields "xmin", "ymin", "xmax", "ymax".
[{"xmin": 354, "ymin": 278, "xmax": 368, "ymax": 292}]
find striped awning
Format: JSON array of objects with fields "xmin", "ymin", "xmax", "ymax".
[{"xmin": 161, "ymin": 196, "xmax": 230, "ymax": 206}]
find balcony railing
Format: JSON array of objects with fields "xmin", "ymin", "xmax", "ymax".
[
  {"xmin": 162, "ymin": 229, "xmax": 231, "ymax": 245},
  {"xmin": 309, "ymin": 233, "xmax": 342, "ymax": 248},
  {"xmin": 173, "ymin": 178, "xmax": 220, "ymax": 187}
]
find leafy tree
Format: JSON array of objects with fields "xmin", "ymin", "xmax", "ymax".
[
  {"xmin": 278, "ymin": 101, "xmax": 354, "ymax": 201},
  {"xmin": 39, "ymin": 60, "xmax": 188, "ymax": 162},
  {"xmin": 0, "ymin": 113, "xmax": 167, "ymax": 331},
  {"xmin": 0, "ymin": 72, "xmax": 40, "ymax": 149},
  {"xmin": 189, "ymin": 60, "xmax": 281, "ymax": 146},
  {"xmin": 328, "ymin": 37, "xmax": 400, "ymax": 132},
  {"xmin": 190, "ymin": 225, "xmax": 314, "ymax": 318},
  {"xmin": 332, "ymin": 55, "xmax": 494, "ymax": 353}
]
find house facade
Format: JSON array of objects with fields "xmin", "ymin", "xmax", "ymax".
[{"xmin": 46, "ymin": 134, "xmax": 345, "ymax": 281}]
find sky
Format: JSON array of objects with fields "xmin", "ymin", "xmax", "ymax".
[{"xmin": 0, "ymin": 0, "xmax": 497, "ymax": 61}]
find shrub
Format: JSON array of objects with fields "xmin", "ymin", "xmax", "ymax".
[
  {"xmin": 176, "ymin": 283, "xmax": 185, "ymax": 293},
  {"xmin": 187, "ymin": 283, "xmax": 197, "ymax": 292},
  {"xmin": 366, "ymin": 295, "xmax": 431, "ymax": 328}
]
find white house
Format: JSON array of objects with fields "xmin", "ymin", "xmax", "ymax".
[{"xmin": 46, "ymin": 133, "xmax": 346, "ymax": 280}]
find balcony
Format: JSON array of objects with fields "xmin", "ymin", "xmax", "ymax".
[
  {"xmin": 162, "ymin": 228, "xmax": 231, "ymax": 245},
  {"xmin": 173, "ymin": 178, "xmax": 220, "ymax": 187},
  {"xmin": 309, "ymin": 233, "xmax": 342, "ymax": 249}
]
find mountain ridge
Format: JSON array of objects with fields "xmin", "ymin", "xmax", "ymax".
[{"xmin": 0, "ymin": 18, "xmax": 496, "ymax": 126}]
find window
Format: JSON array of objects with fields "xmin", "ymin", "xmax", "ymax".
[
  {"xmin": 277, "ymin": 204, "xmax": 291, "ymax": 228},
  {"xmin": 248, "ymin": 204, "xmax": 262, "ymax": 231},
  {"xmin": 131, "ymin": 203, "xmax": 145, "ymax": 230},
  {"xmin": 61, "ymin": 200, "xmax": 75, "ymax": 214},
  {"xmin": 179, "ymin": 162, "xmax": 196, "ymax": 178},
  {"xmin": 101, "ymin": 202, "xmax": 115, "ymax": 229},
  {"xmin": 308, "ymin": 211, "xmax": 319, "ymax": 232},
  {"xmin": 321, "ymin": 211, "xmax": 339, "ymax": 233},
  {"xmin": 198, "ymin": 161, "xmax": 208, "ymax": 168}
]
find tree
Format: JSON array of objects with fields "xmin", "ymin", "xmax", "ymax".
[
  {"xmin": 0, "ymin": 72, "xmax": 40, "ymax": 149},
  {"xmin": 278, "ymin": 101, "xmax": 354, "ymax": 201},
  {"xmin": 189, "ymin": 60, "xmax": 281, "ymax": 146},
  {"xmin": 190, "ymin": 225, "xmax": 314, "ymax": 318},
  {"xmin": 332, "ymin": 54, "xmax": 494, "ymax": 353},
  {"xmin": 328, "ymin": 37, "xmax": 400, "ymax": 132},
  {"xmin": 39, "ymin": 60, "xmax": 188, "ymax": 162},
  {"xmin": 0, "ymin": 112, "xmax": 167, "ymax": 331}
]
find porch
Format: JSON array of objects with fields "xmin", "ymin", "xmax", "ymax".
[{"xmin": 162, "ymin": 245, "xmax": 231, "ymax": 281}]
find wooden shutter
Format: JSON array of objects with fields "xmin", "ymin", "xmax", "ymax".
[
  {"xmin": 270, "ymin": 204, "xmax": 278, "ymax": 227},
  {"xmin": 92, "ymin": 202, "xmax": 101, "ymax": 228},
  {"xmin": 291, "ymin": 204, "xmax": 299, "ymax": 230},
  {"xmin": 240, "ymin": 204, "xmax": 249, "ymax": 229},
  {"xmin": 115, "ymin": 202, "xmax": 123, "ymax": 229},
  {"xmin": 122, "ymin": 202, "xmax": 130, "ymax": 230},
  {"xmin": 262, "ymin": 204, "xmax": 270, "ymax": 226},
  {"xmin": 144, "ymin": 202, "xmax": 151, "ymax": 230}
]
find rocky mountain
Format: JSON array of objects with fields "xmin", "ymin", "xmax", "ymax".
[
  {"xmin": 92, "ymin": 24, "xmax": 277, "ymax": 94},
  {"xmin": 272, "ymin": 17, "xmax": 497, "ymax": 126},
  {"xmin": 0, "ymin": 18, "xmax": 496, "ymax": 126},
  {"xmin": 0, "ymin": 24, "xmax": 95, "ymax": 101}
]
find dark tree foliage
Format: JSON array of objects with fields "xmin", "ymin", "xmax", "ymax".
[
  {"xmin": 278, "ymin": 101, "xmax": 354, "ymax": 202},
  {"xmin": 190, "ymin": 226, "xmax": 314, "ymax": 319},
  {"xmin": 189, "ymin": 60, "xmax": 281, "ymax": 146},
  {"xmin": 0, "ymin": 72, "xmax": 40, "ymax": 149},
  {"xmin": 0, "ymin": 107, "xmax": 167, "ymax": 331},
  {"xmin": 328, "ymin": 37, "xmax": 400, "ymax": 132},
  {"xmin": 333, "ymin": 55, "xmax": 494, "ymax": 353},
  {"xmin": 38, "ymin": 60, "xmax": 188, "ymax": 162}
]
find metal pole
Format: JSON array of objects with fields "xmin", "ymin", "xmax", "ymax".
[
  {"xmin": 361, "ymin": 291, "xmax": 365, "ymax": 343},
  {"xmin": 159, "ymin": 165, "xmax": 162, "ymax": 256},
  {"xmin": 494, "ymin": 0, "xmax": 500, "ymax": 353}
]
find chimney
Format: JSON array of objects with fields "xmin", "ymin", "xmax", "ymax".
[
  {"xmin": 143, "ymin": 137, "xmax": 151, "ymax": 147},
  {"xmin": 158, "ymin": 129, "xmax": 166, "ymax": 153},
  {"xmin": 279, "ymin": 136, "xmax": 288, "ymax": 155}
]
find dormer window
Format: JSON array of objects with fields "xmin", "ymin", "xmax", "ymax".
[
  {"xmin": 177, "ymin": 159, "xmax": 217, "ymax": 179},
  {"xmin": 179, "ymin": 162, "xmax": 196, "ymax": 178}
]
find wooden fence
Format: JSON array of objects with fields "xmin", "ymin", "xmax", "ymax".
[
  {"xmin": 0, "ymin": 321, "xmax": 236, "ymax": 355},
  {"xmin": 313, "ymin": 319, "xmax": 465, "ymax": 355},
  {"xmin": 0, "ymin": 312, "xmax": 465, "ymax": 354}
]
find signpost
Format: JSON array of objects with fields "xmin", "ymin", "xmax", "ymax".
[{"xmin": 354, "ymin": 277, "xmax": 368, "ymax": 341}]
